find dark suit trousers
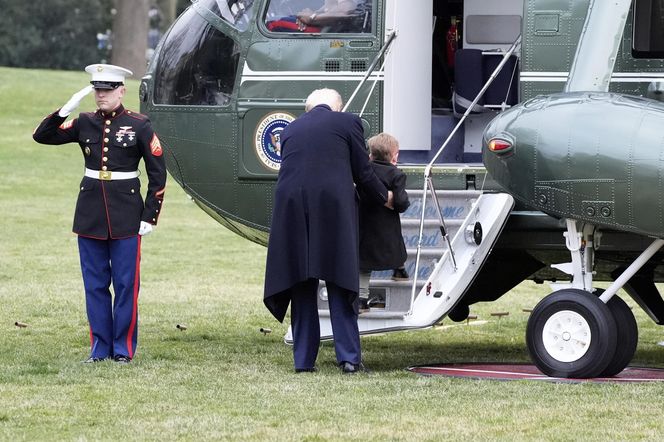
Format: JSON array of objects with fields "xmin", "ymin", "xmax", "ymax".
[{"xmin": 290, "ymin": 278, "xmax": 361, "ymax": 370}]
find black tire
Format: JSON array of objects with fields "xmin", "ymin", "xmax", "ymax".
[
  {"xmin": 526, "ymin": 289, "xmax": 617, "ymax": 378},
  {"xmin": 598, "ymin": 292, "xmax": 638, "ymax": 377},
  {"xmin": 448, "ymin": 304, "xmax": 469, "ymax": 322}
]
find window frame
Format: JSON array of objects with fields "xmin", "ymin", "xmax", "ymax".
[
  {"xmin": 632, "ymin": 0, "xmax": 664, "ymax": 59},
  {"xmin": 152, "ymin": 5, "xmax": 242, "ymax": 107},
  {"xmin": 260, "ymin": 0, "xmax": 375, "ymax": 37}
]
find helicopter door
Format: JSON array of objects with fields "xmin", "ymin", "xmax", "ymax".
[{"xmin": 383, "ymin": 0, "xmax": 432, "ymax": 151}]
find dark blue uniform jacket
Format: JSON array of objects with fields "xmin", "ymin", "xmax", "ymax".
[
  {"xmin": 33, "ymin": 106, "xmax": 166, "ymax": 239},
  {"xmin": 263, "ymin": 105, "xmax": 388, "ymax": 322}
]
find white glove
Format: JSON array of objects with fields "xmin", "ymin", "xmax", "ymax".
[
  {"xmin": 138, "ymin": 221, "xmax": 154, "ymax": 236},
  {"xmin": 58, "ymin": 85, "xmax": 94, "ymax": 117}
]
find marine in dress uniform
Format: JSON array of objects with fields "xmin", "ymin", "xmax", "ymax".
[
  {"xmin": 32, "ymin": 64, "xmax": 166, "ymax": 363},
  {"xmin": 263, "ymin": 88, "xmax": 392, "ymax": 373}
]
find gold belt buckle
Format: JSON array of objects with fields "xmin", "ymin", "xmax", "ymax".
[{"xmin": 99, "ymin": 170, "xmax": 112, "ymax": 181}]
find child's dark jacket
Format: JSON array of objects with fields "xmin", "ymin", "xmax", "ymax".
[{"xmin": 359, "ymin": 160, "xmax": 410, "ymax": 270}]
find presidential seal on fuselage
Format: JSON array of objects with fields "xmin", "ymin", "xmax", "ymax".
[{"xmin": 254, "ymin": 112, "xmax": 295, "ymax": 171}]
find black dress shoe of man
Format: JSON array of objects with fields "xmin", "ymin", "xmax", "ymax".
[
  {"xmin": 295, "ymin": 367, "xmax": 317, "ymax": 373},
  {"xmin": 340, "ymin": 362, "xmax": 368, "ymax": 374},
  {"xmin": 114, "ymin": 355, "xmax": 131, "ymax": 364},
  {"xmin": 82, "ymin": 357, "xmax": 107, "ymax": 363}
]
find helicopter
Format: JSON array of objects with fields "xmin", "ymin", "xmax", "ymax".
[{"xmin": 140, "ymin": 0, "xmax": 664, "ymax": 378}]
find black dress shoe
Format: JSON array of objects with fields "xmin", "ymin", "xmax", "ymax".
[
  {"xmin": 340, "ymin": 362, "xmax": 368, "ymax": 374},
  {"xmin": 82, "ymin": 357, "xmax": 107, "ymax": 364},
  {"xmin": 391, "ymin": 267, "xmax": 409, "ymax": 281},
  {"xmin": 295, "ymin": 367, "xmax": 317, "ymax": 373},
  {"xmin": 113, "ymin": 355, "xmax": 131, "ymax": 364}
]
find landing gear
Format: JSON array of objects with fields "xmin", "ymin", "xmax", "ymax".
[
  {"xmin": 526, "ymin": 219, "xmax": 661, "ymax": 378},
  {"xmin": 526, "ymin": 288, "xmax": 638, "ymax": 378},
  {"xmin": 526, "ymin": 289, "xmax": 617, "ymax": 378}
]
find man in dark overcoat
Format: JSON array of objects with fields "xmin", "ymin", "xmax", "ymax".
[
  {"xmin": 263, "ymin": 88, "xmax": 392, "ymax": 373},
  {"xmin": 33, "ymin": 64, "xmax": 166, "ymax": 364}
]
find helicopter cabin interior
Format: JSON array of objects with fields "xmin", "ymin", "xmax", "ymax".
[{"xmin": 381, "ymin": 0, "xmax": 523, "ymax": 165}]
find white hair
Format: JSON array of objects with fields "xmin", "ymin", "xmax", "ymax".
[{"xmin": 305, "ymin": 88, "xmax": 343, "ymax": 112}]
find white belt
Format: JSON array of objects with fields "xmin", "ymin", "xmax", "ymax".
[{"xmin": 84, "ymin": 168, "xmax": 139, "ymax": 181}]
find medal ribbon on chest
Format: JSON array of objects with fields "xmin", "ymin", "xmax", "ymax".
[{"xmin": 115, "ymin": 126, "xmax": 136, "ymax": 144}]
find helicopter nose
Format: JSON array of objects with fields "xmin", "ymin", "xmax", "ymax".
[
  {"xmin": 481, "ymin": 95, "xmax": 546, "ymax": 208},
  {"xmin": 483, "ymin": 91, "xmax": 664, "ymax": 238}
]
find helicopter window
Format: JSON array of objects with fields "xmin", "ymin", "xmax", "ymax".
[
  {"xmin": 153, "ymin": 6, "xmax": 240, "ymax": 106},
  {"xmin": 633, "ymin": 0, "xmax": 664, "ymax": 58},
  {"xmin": 264, "ymin": 0, "xmax": 372, "ymax": 33},
  {"xmin": 198, "ymin": 0, "xmax": 254, "ymax": 31}
]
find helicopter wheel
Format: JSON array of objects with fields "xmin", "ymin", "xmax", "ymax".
[
  {"xmin": 447, "ymin": 303, "xmax": 469, "ymax": 322},
  {"xmin": 596, "ymin": 291, "xmax": 638, "ymax": 377},
  {"xmin": 526, "ymin": 289, "xmax": 617, "ymax": 378}
]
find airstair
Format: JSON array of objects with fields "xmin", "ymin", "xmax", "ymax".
[{"xmin": 283, "ymin": 188, "xmax": 514, "ymax": 342}]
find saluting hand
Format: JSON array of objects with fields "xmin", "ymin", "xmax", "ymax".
[{"xmin": 58, "ymin": 85, "xmax": 94, "ymax": 117}]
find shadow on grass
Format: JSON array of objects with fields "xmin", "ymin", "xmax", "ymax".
[
  {"xmin": 359, "ymin": 339, "xmax": 530, "ymax": 372},
  {"xmin": 633, "ymin": 347, "xmax": 664, "ymax": 367}
]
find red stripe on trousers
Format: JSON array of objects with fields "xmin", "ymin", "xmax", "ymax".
[{"xmin": 126, "ymin": 235, "xmax": 141, "ymax": 358}]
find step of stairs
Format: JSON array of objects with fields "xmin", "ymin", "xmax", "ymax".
[{"xmin": 317, "ymin": 188, "xmax": 482, "ymax": 313}]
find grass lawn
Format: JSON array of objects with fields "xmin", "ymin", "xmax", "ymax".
[{"xmin": 1, "ymin": 66, "xmax": 664, "ymax": 441}]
